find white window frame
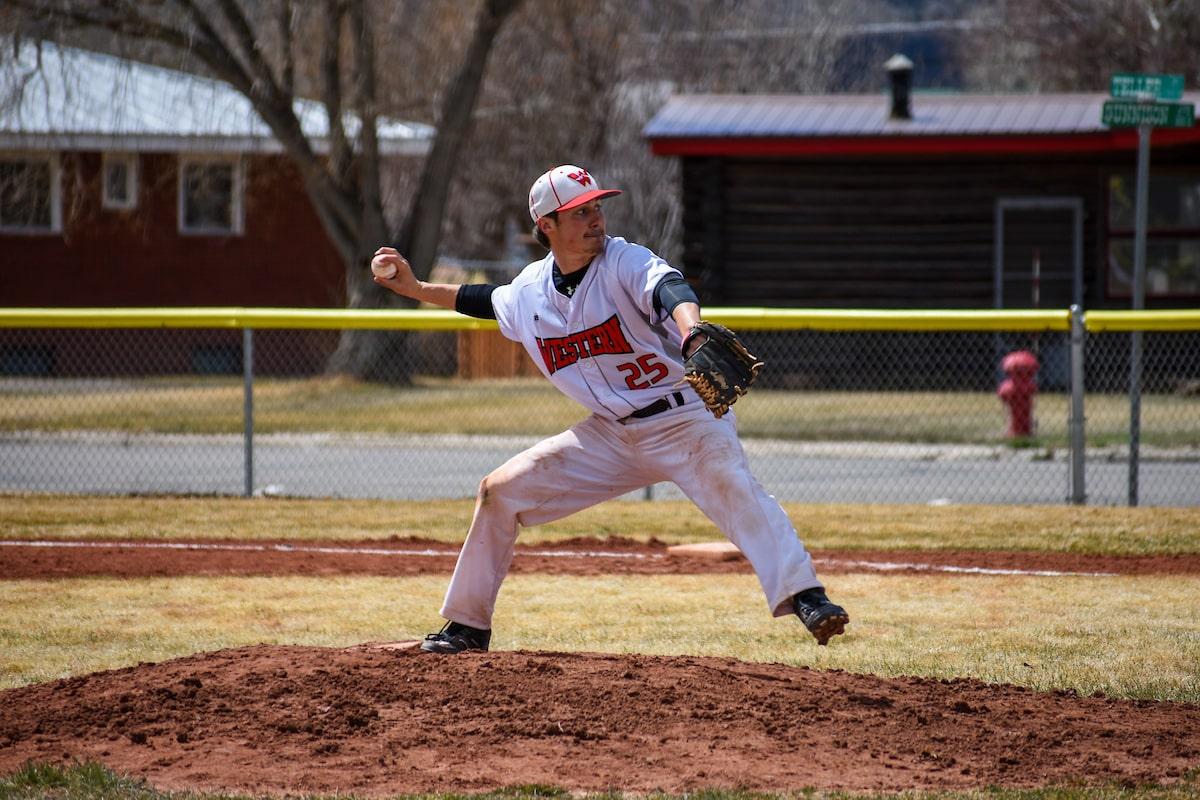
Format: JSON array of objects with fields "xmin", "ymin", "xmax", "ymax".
[
  {"xmin": 101, "ymin": 152, "xmax": 139, "ymax": 210},
  {"xmin": 177, "ymin": 155, "xmax": 244, "ymax": 236},
  {"xmin": 0, "ymin": 152, "xmax": 62, "ymax": 235}
]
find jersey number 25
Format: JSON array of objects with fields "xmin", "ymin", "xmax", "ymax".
[{"xmin": 616, "ymin": 354, "xmax": 669, "ymax": 390}]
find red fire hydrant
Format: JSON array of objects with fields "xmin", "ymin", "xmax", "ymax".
[{"xmin": 997, "ymin": 350, "xmax": 1039, "ymax": 438}]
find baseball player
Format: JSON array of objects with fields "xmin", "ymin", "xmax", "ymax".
[{"xmin": 372, "ymin": 164, "xmax": 848, "ymax": 653}]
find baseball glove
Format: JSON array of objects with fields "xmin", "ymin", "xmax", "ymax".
[{"xmin": 682, "ymin": 321, "xmax": 765, "ymax": 418}]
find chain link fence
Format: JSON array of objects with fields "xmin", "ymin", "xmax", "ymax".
[{"xmin": 1, "ymin": 309, "xmax": 1197, "ymax": 507}]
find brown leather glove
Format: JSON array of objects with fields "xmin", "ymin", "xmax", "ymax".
[{"xmin": 682, "ymin": 321, "xmax": 765, "ymax": 418}]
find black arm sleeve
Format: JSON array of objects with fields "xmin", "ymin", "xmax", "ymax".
[
  {"xmin": 653, "ymin": 274, "xmax": 700, "ymax": 316},
  {"xmin": 454, "ymin": 284, "xmax": 499, "ymax": 320}
]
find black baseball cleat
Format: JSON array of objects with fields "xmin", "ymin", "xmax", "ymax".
[
  {"xmin": 792, "ymin": 588, "xmax": 849, "ymax": 646},
  {"xmin": 420, "ymin": 621, "xmax": 491, "ymax": 654}
]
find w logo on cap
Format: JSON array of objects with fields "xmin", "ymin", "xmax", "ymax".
[{"xmin": 529, "ymin": 164, "xmax": 621, "ymax": 222}]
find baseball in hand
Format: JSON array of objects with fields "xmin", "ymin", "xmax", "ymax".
[{"xmin": 371, "ymin": 259, "xmax": 398, "ymax": 280}]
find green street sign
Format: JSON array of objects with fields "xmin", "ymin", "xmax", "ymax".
[
  {"xmin": 1102, "ymin": 100, "xmax": 1195, "ymax": 128},
  {"xmin": 1111, "ymin": 72, "xmax": 1185, "ymax": 101}
]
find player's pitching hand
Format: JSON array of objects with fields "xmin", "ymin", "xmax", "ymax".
[{"xmin": 371, "ymin": 247, "xmax": 417, "ymax": 295}]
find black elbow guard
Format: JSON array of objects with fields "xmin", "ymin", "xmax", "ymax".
[{"xmin": 653, "ymin": 274, "xmax": 700, "ymax": 316}]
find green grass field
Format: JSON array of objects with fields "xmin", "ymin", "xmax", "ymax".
[
  {"xmin": 3, "ymin": 761, "xmax": 1195, "ymax": 800},
  {"xmin": 3, "ymin": 572, "xmax": 1198, "ymax": 701},
  {"xmin": 2, "ymin": 376, "xmax": 1197, "ymax": 447},
  {"xmin": 2, "ymin": 496, "xmax": 1199, "ymax": 799},
  {"xmin": 3, "ymin": 496, "xmax": 1199, "ymax": 698},
  {"xmin": 4, "ymin": 495, "xmax": 1198, "ymax": 555}
]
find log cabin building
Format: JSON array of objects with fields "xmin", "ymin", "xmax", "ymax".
[
  {"xmin": 644, "ymin": 60, "xmax": 1200, "ymax": 389},
  {"xmin": 645, "ymin": 67, "xmax": 1200, "ymax": 311}
]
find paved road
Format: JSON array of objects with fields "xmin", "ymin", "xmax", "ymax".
[{"xmin": 2, "ymin": 432, "xmax": 1196, "ymax": 507}]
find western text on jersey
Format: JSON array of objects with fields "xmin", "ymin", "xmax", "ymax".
[{"xmin": 535, "ymin": 314, "xmax": 635, "ymax": 375}]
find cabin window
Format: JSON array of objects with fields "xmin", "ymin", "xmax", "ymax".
[
  {"xmin": 1107, "ymin": 173, "xmax": 1200, "ymax": 299},
  {"xmin": 102, "ymin": 153, "xmax": 138, "ymax": 210},
  {"xmin": 0, "ymin": 154, "xmax": 61, "ymax": 234},
  {"xmin": 178, "ymin": 156, "xmax": 243, "ymax": 235}
]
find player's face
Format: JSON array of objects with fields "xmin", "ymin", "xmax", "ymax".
[{"xmin": 546, "ymin": 200, "xmax": 606, "ymax": 264}]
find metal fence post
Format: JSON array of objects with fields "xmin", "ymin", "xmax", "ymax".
[
  {"xmin": 1068, "ymin": 305, "xmax": 1086, "ymax": 504},
  {"xmin": 243, "ymin": 327, "xmax": 254, "ymax": 498},
  {"xmin": 1128, "ymin": 125, "xmax": 1151, "ymax": 506}
]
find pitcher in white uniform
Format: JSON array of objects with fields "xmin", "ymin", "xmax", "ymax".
[{"xmin": 371, "ymin": 164, "xmax": 849, "ymax": 652}]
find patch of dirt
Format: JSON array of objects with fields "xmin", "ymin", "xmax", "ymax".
[
  {"xmin": 0, "ymin": 645, "xmax": 1197, "ymax": 795},
  {"xmin": 2, "ymin": 536, "xmax": 1198, "ymax": 579}
]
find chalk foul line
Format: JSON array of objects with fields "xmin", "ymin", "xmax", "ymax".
[
  {"xmin": 815, "ymin": 557, "xmax": 1117, "ymax": 578},
  {"xmin": 0, "ymin": 539, "xmax": 649, "ymax": 560}
]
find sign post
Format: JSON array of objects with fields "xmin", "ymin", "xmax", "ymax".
[{"xmin": 1102, "ymin": 72, "xmax": 1192, "ymax": 506}]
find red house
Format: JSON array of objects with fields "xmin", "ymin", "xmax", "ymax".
[{"xmin": 0, "ymin": 40, "xmax": 431, "ymax": 375}]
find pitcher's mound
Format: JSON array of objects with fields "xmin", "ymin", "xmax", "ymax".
[{"xmin": 1, "ymin": 644, "xmax": 1197, "ymax": 796}]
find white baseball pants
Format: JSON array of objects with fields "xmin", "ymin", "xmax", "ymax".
[{"xmin": 438, "ymin": 401, "xmax": 823, "ymax": 630}]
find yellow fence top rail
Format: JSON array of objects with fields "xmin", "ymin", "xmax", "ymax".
[
  {"xmin": 710, "ymin": 308, "xmax": 1071, "ymax": 332},
  {"xmin": 1083, "ymin": 310, "xmax": 1200, "ymax": 332},
  {"xmin": 0, "ymin": 307, "xmax": 499, "ymax": 331},
  {"xmin": 0, "ymin": 307, "xmax": 1196, "ymax": 332}
]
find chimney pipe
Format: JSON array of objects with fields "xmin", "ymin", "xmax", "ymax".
[{"xmin": 885, "ymin": 53, "xmax": 913, "ymax": 120}]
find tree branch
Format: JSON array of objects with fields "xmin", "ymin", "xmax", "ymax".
[
  {"xmin": 320, "ymin": 0, "xmax": 353, "ymax": 193},
  {"xmin": 176, "ymin": 0, "xmax": 359, "ymax": 243},
  {"xmin": 276, "ymin": 0, "xmax": 295, "ymax": 97},
  {"xmin": 11, "ymin": 0, "xmax": 226, "ymax": 80},
  {"xmin": 397, "ymin": 0, "xmax": 524, "ymax": 277},
  {"xmin": 170, "ymin": 0, "xmax": 259, "ymax": 94},
  {"xmin": 210, "ymin": 0, "xmax": 286, "ymax": 98},
  {"xmin": 20, "ymin": 0, "xmax": 364, "ymax": 250},
  {"xmin": 348, "ymin": 0, "xmax": 383, "ymax": 247}
]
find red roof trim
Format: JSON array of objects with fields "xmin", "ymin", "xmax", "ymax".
[{"xmin": 649, "ymin": 129, "xmax": 1200, "ymax": 157}]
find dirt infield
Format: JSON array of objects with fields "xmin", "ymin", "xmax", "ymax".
[
  {"xmin": 2, "ymin": 537, "xmax": 1199, "ymax": 795},
  {"xmin": 3, "ymin": 535, "xmax": 1199, "ymax": 579},
  {"xmin": 0, "ymin": 645, "xmax": 1197, "ymax": 795}
]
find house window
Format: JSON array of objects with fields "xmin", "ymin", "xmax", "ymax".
[
  {"xmin": 178, "ymin": 156, "xmax": 243, "ymax": 235},
  {"xmin": 102, "ymin": 153, "xmax": 138, "ymax": 210},
  {"xmin": 0, "ymin": 154, "xmax": 61, "ymax": 234},
  {"xmin": 1107, "ymin": 173, "xmax": 1200, "ymax": 299}
]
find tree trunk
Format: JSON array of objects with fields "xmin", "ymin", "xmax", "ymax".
[
  {"xmin": 323, "ymin": 209, "xmax": 413, "ymax": 382},
  {"xmin": 325, "ymin": 0, "xmax": 524, "ymax": 382}
]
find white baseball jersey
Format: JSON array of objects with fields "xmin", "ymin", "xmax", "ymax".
[
  {"xmin": 491, "ymin": 236, "xmax": 688, "ymax": 420},
  {"xmin": 437, "ymin": 233, "xmax": 826, "ymax": 635}
]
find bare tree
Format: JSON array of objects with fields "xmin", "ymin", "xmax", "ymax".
[
  {"xmin": 438, "ymin": 0, "xmax": 899, "ymax": 268},
  {"xmin": 959, "ymin": 0, "xmax": 1200, "ymax": 91},
  {"xmin": 5, "ymin": 0, "xmax": 523, "ymax": 380}
]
